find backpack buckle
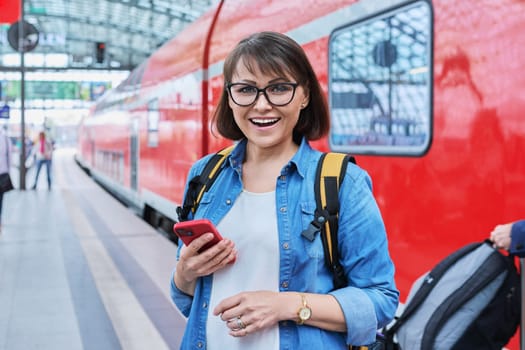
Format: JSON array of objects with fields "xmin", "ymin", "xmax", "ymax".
[{"xmin": 301, "ymin": 209, "xmax": 329, "ymax": 241}]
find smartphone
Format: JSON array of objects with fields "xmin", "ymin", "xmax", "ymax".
[{"xmin": 173, "ymin": 219, "xmax": 224, "ymax": 253}]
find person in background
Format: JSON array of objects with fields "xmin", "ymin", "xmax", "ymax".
[
  {"xmin": 31, "ymin": 131, "xmax": 54, "ymax": 190},
  {"xmin": 0, "ymin": 126, "xmax": 12, "ymax": 232},
  {"xmin": 170, "ymin": 31, "xmax": 398, "ymax": 349},
  {"xmin": 490, "ymin": 220, "xmax": 525, "ymax": 257}
]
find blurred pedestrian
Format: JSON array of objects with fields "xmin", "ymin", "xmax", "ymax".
[
  {"xmin": 0, "ymin": 126, "xmax": 13, "ymax": 232},
  {"xmin": 31, "ymin": 131, "xmax": 54, "ymax": 190}
]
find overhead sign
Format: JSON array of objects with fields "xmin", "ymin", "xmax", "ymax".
[
  {"xmin": 0, "ymin": 104, "xmax": 10, "ymax": 119},
  {"xmin": 4, "ymin": 80, "xmax": 111, "ymax": 101},
  {"xmin": 0, "ymin": 0, "xmax": 21, "ymax": 24},
  {"xmin": 7, "ymin": 20, "xmax": 40, "ymax": 53}
]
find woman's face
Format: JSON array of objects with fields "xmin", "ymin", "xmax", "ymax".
[{"xmin": 228, "ymin": 59, "xmax": 309, "ymax": 152}]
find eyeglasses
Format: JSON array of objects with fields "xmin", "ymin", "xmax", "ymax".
[{"xmin": 226, "ymin": 82, "xmax": 298, "ymax": 107}]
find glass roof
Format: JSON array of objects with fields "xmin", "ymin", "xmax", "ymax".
[{"xmin": 0, "ymin": 0, "xmax": 217, "ymax": 71}]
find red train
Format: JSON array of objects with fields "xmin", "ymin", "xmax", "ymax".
[{"xmin": 76, "ymin": 0, "xmax": 524, "ymax": 347}]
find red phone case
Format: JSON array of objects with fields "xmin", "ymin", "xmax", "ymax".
[{"xmin": 173, "ymin": 219, "xmax": 223, "ymax": 252}]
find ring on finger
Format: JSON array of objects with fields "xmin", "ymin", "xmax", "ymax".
[{"xmin": 236, "ymin": 316, "xmax": 246, "ymax": 330}]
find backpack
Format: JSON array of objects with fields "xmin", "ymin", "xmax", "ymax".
[
  {"xmin": 176, "ymin": 147, "xmax": 354, "ymax": 289},
  {"xmin": 382, "ymin": 240, "xmax": 521, "ymax": 350}
]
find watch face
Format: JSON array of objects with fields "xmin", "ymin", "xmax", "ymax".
[{"xmin": 299, "ymin": 307, "xmax": 311, "ymax": 320}]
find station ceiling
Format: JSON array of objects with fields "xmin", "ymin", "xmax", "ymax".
[{"xmin": 0, "ymin": 0, "xmax": 217, "ymax": 71}]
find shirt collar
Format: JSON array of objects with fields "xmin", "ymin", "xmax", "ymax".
[{"xmin": 289, "ymin": 137, "xmax": 316, "ymax": 179}]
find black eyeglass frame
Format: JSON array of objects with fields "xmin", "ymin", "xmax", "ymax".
[{"xmin": 225, "ymin": 82, "xmax": 299, "ymax": 107}]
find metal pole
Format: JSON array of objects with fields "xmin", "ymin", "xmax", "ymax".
[
  {"xmin": 520, "ymin": 258, "xmax": 525, "ymax": 350},
  {"xmin": 18, "ymin": 0, "xmax": 26, "ymax": 190}
]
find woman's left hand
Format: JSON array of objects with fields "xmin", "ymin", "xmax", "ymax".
[{"xmin": 213, "ymin": 291, "xmax": 293, "ymax": 337}]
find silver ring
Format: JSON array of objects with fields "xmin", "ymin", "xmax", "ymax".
[{"xmin": 236, "ymin": 316, "xmax": 246, "ymax": 329}]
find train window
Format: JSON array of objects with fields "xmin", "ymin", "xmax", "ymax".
[
  {"xmin": 147, "ymin": 99, "xmax": 159, "ymax": 147},
  {"xmin": 328, "ymin": 0, "xmax": 432, "ymax": 156}
]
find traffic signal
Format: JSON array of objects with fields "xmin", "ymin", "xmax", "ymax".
[{"xmin": 95, "ymin": 42, "xmax": 105, "ymax": 63}]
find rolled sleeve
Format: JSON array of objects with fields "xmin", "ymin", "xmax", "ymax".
[
  {"xmin": 170, "ymin": 268, "xmax": 193, "ymax": 317},
  {"xmin": 334, "ymin": 168, "xmax": 399, "ymax": 345},
  {"xmin": 330, "ymin": 287, "xmax": 378, "ymax": 345}
]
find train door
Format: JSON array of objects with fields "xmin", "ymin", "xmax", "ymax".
[{"xmin": 130, "ymin": 118, "xmax": 139, "ymax": 191}]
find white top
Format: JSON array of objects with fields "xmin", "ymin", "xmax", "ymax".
[
  {"xmin": 207, "ymin": 190, "xmax": 280, "ymax": 350},
  {"xmin": 0, "ymin": 130, "xmax": 11, "ymax": 174}
]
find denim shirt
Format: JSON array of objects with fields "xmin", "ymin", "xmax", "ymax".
[{"xmin": 170, "ymin": 138, "xmax": 399, "ymax": 349}]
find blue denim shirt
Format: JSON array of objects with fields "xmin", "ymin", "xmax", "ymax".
[{"xmin": 170, "ymin": 138, "xmax": 399, "ymax": 349}]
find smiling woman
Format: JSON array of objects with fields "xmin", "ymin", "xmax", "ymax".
[{"xmin": 170, "ymin": 31, "xmax": 398, "ymax": 350}]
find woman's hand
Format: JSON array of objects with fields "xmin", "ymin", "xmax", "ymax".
[
  {"xmin": 174, "ymin": 233, "xmax": 236, "ymax": 295},
  {"xmin": 213, "ymin": 291, "xmax": 291, "ymax": 337},
  {"xmin": 490, "ymin": 223, "xmax": 513, "ymax": 250},
  {"xmin": 213, "ymin": 291, "xmax": 347, "ymax": 337}
]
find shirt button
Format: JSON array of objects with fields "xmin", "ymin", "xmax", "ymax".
[
  {"xmin": 226, "ymin": 199, "xmax": 232, "ymax": 205},
  {"xmin": 281, "ymin": 281, "xmax": 289, "ymax": 288},
  {"xmin": 280, "ymin": 207, "xmax": 286, "ymax": 213},
  {"xmin": 202, "ymin": 302, "xmax": 208, "ymax": 309},
  {"xmin": 282, "ymin": 243, "xmax": 289, "ymax": 249},
  {"xmin": 197, "ymin": 341, "xmax": 203, "ymax": 348}
]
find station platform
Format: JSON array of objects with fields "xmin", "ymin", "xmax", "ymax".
[{"xmin": 0, "ymin": 148, "xmax": 186, "ymax": 350}]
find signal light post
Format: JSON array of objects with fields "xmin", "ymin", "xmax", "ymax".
[{"xmin": 95, "ymin": 42, "xmax": 106, "ymax": 64}]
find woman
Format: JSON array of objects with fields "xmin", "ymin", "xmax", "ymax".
[
  {"xmin": 31, "ymin": 131, "xmax": 53, "ymax": 190},
  {"xmin": 170, "ymin": 31, "xmax": 398, "ymax": 349}
]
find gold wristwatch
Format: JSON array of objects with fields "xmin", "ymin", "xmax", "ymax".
[{"xmin": 297, "ymin": 294, "xmax": 312, "ymax": 325}]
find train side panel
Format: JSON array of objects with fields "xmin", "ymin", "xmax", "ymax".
[{"xmin": 78, "ymin": 4, "xmax": 224, "ymax": 220}]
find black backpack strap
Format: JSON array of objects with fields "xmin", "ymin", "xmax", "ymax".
[
  {"xmin": 176, "ymin": 145, "xmax": 234, "ymax": 222},
  {"xmin": 305, "ymin": 152, "xmax": 351, "ymax": 290}
]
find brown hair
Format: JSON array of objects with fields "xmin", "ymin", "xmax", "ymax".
[{"xmin": 212, "ymin": 31, "xmax": 330, "ymax": 141}]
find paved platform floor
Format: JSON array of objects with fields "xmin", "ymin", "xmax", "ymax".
[{"xmin": 0, "ymin": 148, "xmax": 185, "ymax": 350}]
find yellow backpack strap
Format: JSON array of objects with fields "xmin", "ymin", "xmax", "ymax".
[
  {"xmin": 302, "ymin": 152, "xmax": 353, "ymax": 290},
  {"xmin": 176, "ymin": 145, "xmax": 234, "ymax": 221},
  {"xmin": 317, "ymin": 152, "xmax": 349, "ymax": 290}
]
